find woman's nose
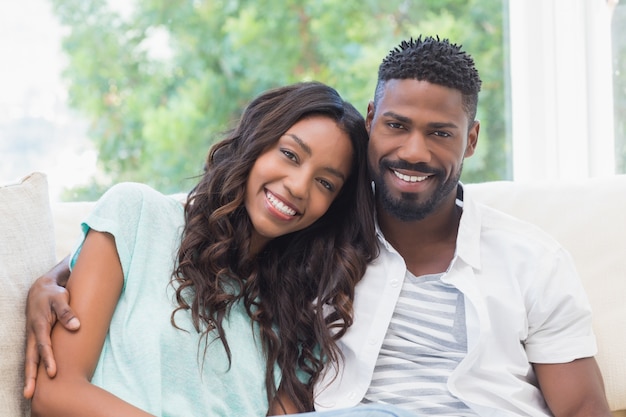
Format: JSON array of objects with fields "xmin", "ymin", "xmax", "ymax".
[{"xmin": 284, "ymin": 173, "xmax": 310, "ymax": 200}]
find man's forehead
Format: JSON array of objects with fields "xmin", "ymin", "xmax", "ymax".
[{"xmin": 374, "ymin": 79, "xmax": 469, "ymax": 126}]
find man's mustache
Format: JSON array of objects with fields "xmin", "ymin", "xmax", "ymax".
[{"xmin": 380, "ymin": 159, "xmax": 441, "ymax": 175}]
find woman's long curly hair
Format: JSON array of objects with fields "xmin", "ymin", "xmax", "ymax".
[{"xmin": 171, "ymin": 81, "xmax": 378, "ymax": 412}]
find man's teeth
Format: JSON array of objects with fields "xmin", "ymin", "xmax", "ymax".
[
  {"xmin": 266, "ymin": 192, "xmax": 296, "ymax": 216},
  {"xmin": 393, "ymin": 170, "xmax": 428, "ymax": 183}
]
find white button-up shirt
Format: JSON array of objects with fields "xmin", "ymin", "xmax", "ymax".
[{"xmin": 314, "ymin": 185, "xmax": 597, "ymax": 416}]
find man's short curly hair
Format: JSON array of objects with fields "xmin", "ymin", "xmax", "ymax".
[{"xmin": 375, "ymin": 36, "xmax": 482, "ymax": 122}]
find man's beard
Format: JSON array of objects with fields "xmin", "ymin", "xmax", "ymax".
[{"xmin": 372, "ymin": 160, "xmax": 462, "ymax": 222}]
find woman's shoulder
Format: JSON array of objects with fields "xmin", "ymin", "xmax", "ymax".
[
  {"xmin": 102, "ymin": 182, "xmax": 163, "ymax": 200},
  {"xmin": 100, "ymin": 182, "xmax": 182, "ymax": 206},
  {"xmin": 94, "ymin": 182, "xmax": 185, "ymax": 221}
]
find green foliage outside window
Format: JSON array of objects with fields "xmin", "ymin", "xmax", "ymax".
[{"xmin": 53, "ymin": 0, "xmax": 508, "ymax": 200}]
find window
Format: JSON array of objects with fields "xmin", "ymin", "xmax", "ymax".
[
  {"xmin": 2, "ymin": 0, "xmax": 623, "ymax": 201},
  {"xmin": 613, "ymin": 0, "xmax": 626, "ymax": 172},
  {"xmin": 508, "ymin": 0, "xmax": 620, "ymax": 181},
  {"xmin": 0, "ymin": 0, "xmax": 94, "ymax": 200}
]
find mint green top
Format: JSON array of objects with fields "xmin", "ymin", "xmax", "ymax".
[{"xmin": 71, "ymin": 182, "xmax": 279, "ymax": 416}]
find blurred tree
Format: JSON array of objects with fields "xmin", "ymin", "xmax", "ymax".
[{"xmin": 52, "ymin": 0, "xmax": 507, "ymax": 200}]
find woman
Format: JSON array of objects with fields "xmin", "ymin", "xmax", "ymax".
[{"xmin": 30, "ymin": 81, "xmax": 379, "ymax": 416}]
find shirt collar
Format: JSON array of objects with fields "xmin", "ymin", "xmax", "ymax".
[
  {"xmin": 455, "ymin": 182, "xmax": 483, "ymax": 270},
  {"xmin": 373, "ymin": 183, "xmax": 483, "ymax": 270}
]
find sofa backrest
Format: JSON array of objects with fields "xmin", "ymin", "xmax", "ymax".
[
  {"xmin": 466, "ymin": 176, "xmax": 626, "ymax": 415},
  {"xmin": 49, "ymin": 177, "xmax": 626, "ymax": 414}
]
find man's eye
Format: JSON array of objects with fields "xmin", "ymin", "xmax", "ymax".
[
  {"xmin": 433, "ymin": 131, "xmax": 451, "ymax": 137},
  {"xmin": 388, "ymin": 122, "xmax": 404, "ymax": 129}
]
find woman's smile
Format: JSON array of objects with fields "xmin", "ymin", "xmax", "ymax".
[{"xmin": 264, "ymin": 188, "xmax": 299, "ymax": 218}]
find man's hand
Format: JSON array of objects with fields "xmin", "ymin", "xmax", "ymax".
[{"xmin": 23, "ymin": 257, "xmax": 79, "ymax": 399}]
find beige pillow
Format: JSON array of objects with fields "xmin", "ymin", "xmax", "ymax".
[{"xmin": 0, "ymin": 172, "xmax": 56, "ymax": 417}]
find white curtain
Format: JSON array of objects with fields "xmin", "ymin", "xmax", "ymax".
[{"xmin": 508, "ymin": 0, "xmax": 616, "ymax": 181}]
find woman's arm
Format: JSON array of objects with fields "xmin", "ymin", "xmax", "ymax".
[
  {"xmin": 24, "ymin": 255, "xmax": 79, "ymax": 399},
  {"xmin": 30, "ymin": 231, "xmax": 153, "ymax": 417}
]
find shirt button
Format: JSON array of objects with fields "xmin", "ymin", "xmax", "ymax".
[
  {"xmin": 368, "ymin": 338, "xmax": 377, "ymax": 345},
  {"xmin": 390, "ymin": 279, "xmax": 399, "ymax": 287},
  {"xmin": 348, "ymin": 392, "xmax": 356, "ymax": 400}
]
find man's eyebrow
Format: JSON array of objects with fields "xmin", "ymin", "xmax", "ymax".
[
  {"xmin": 285, "ymin": 133, "xmax": 346, "ymax": 182},
  {"xmin": 382, "ymin": 111, "xmax": 459, "ymax": 129},
  {"xmin": 382, "ymin": 111, "xmax": 412, "ymax": 125},
  {"xmin": 428, "ymin": 121, "xmax": 459, "ymax": 129}
]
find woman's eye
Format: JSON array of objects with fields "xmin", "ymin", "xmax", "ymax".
[
  {"xmin": 318, "ymin": 179, "xmax": 334, "ymax": 191},
  {"xmin": 281, "ymin": 149, "xmax": 298, "ymax": 162}
]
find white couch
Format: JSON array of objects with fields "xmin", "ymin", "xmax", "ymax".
[{"xmin": 1, "ymin": 173, "xmax": 625, "ymax": 416}]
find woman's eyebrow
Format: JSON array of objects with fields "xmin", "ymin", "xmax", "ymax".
[
  {"xmin": 325, "ymin": 167, "xmax": 346, "ymax": 182},
  {"xmin": 286, "ymin": 133, "xmax": 311, "ymax": 156}
]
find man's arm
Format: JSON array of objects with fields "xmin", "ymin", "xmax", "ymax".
[
  {"xmin": 23, "ymin": 255, "xmax": 80, "ymax": 399},
  {"xmin": 534, "ymin": 357, "xmax": 612, "ymax": 417}
]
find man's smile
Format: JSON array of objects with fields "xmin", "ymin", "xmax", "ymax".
[{"xmin": 392, "ymin": 170, "xmax": 429, "ymax": 183}]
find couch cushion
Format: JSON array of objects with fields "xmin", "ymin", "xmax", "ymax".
[
  {"xmin": 0, "ymin": 172, "xmax": 56, "ymax": 417},
  {"xmin": 51, "ymin": 201, "xmax": 96, "ymax": 260},
  {"xmin": 466, "ymin": 176, "xmax": 626, "ymax": 413}
]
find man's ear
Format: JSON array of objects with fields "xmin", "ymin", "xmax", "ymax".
[
  {"xmin": 464, "ymin": 120, "xmax": 480, "ymax": 157},
  {"xmin": 365, "ymin": 101, "xmax": 375, "ymax": 133}
]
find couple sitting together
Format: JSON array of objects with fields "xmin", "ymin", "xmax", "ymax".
[{"xmin": 25, "ymin": 36, "xmax": 611, "ymax": 417}]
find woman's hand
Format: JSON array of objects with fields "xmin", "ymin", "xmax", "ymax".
[
  {"xmin": 23, "ymin": 256, "xmax": 79, "ymax": 399},
  {"xmin": 268, "ymin": 386, "xmax": 302, "ymax": 415}
]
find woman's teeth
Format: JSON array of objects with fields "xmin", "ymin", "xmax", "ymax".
[{"xmin": 266, "ymin": 192, "xmax": 296, "ymax": 216}]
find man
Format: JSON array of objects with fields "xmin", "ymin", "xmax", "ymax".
[
  {"xmin": 313, "ymin": 36, "xmax": 611, "ymax": 416},
  {"xmin": 24, "ymin": 36, "xmax": 611, "ymax": 416}
]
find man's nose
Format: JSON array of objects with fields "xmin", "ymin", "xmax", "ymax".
[{"xmin": 397, "ymin": 132, "xmax": 431, "ymax": 164}]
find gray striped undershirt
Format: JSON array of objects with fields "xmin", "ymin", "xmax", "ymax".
[{"xmin": 362, "ymin": 271, "xmax": 477, "ymax": 415}]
